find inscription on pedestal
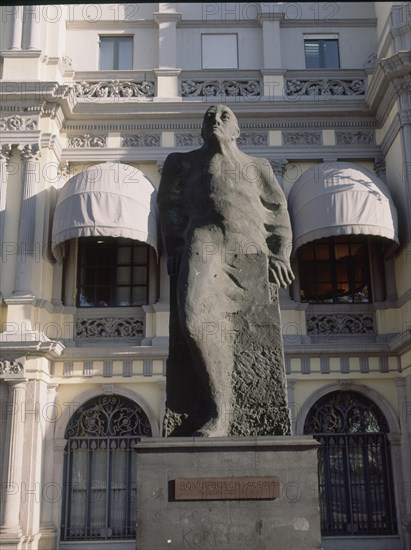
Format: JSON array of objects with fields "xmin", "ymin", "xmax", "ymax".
[{"xmin": 174, "ymin": 476, "xmax": 280, "ymax": 500}]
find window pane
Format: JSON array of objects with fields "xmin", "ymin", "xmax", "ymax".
[
  {"xmin": 77, "ymin": 237, "xmax": 149, "ymax": 307},
  {"xmin": 323, "ymin": 40, "xmax": 340, "ymax": 68},
  {"xmin": 305, "ymin": 40, "xmax": 321, "ymax": 69},
  {"xmin": 202, "ymin": 34, "xmax": 238, "ymax": 69},
  {"xmin": 118, "ymin": 37, "xmax": 133, "ymax": 70},
  {"xmin": 100, "ymin": 38, "xmax": 115, "ymax": 70}
]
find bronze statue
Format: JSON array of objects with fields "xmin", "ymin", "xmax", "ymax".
[{"xmin": 158, "ymin": 105, "xmax": 294, "ymax": 436}]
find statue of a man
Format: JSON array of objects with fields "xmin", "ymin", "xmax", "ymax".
[{"xmin": 158, "ymin": 105, "xmax": 294, "ymax": 437}]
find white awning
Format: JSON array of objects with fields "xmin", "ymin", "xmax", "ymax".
[
  {"xmin": 288, "ymin": 162, "xmax": 399, "ymax": 254},
  {"xmin": 52, "ymin": 162, "xmax": 158, "ymax": 261}
]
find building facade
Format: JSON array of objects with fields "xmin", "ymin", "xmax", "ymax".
[{"xmin": 0, "ymin": 3, "xmax": 410, "ymax": 549}]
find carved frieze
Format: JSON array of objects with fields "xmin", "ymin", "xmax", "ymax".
[
  {"xmin": 76, "ymin": 317, "xmax": 144, "ymax": 339},
  {"xmin": 307, "ymin": 314, "xmax": 374, "ymax": 335},
  {"xmin": 285, "ymin": 78, "xmax": 366, "ymax": 96},
  {"xmin": 283, "ymin": 132, "xmax": 322, "ymax": 145},
  {"xmin": 336, "ymin": 131, "xmax": 375, "ymax": 145},
  {"xmin": 0, "ymin": 360, "xmax": 25, "ymax": 376},
  {"xmin": 122, "ymin": 134, "xmax": 160, "ymax": 147},
  {"xmin": 180, "ymin": 80, "xmax": 261, "ymax": 97},
  {"xmin": 0, "ymin": 115, "xmax": 38, "ymax": 131},
  {"xmin": 73, "ymin": 79, "xmax": 155, "ymax": 98},
  {"xmin": 175, "ymin": 133, "xmax": 203, "ymax": 147},
  {"xmin": 237, "ymin": 132, "xmax": 268, "ymax": 146},
  {"xmin": 68, "ymin": 134, "xmax": 106, "ymax": 148}
]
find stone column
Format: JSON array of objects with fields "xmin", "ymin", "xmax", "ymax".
[
  {"xmin": 0, "ymin": 145, "xmax": 12, "ymax": 290},
  {"xmin": 154, "ymin": 8, "xmax": 181, "ymax": 99},
  {"xmin": 10, "ymin": 6, "xmax": 23, "ymax": 50},
  {"xmin": 14, "ymin": 144, "xmax": 41, "ymax": 296},
  {"xmin": 39, "ymin": 384, "xmax": 58, "ymax": 546},
  {"xmin": 51, "ymin": 162, "xmax": 70, "ymax": 306},
  {"xmin": 259, "ymin": 11, "xmax": 284, "ymax": 97},
  {"xmin": 51, "ymin": 439, "xmax": 67, "ymax": 537},
  {"xmin": 0, "ymin": 379, "xmax": 28, "ymax": 540},
  {"xmin": 25, "ymin": 5, "xmax": 41, "ymax": 50}
]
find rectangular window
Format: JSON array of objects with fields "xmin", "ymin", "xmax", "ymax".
[
  {"xmin": 304, "ymin": 38, "xmax": 340, "ymax": 69},
  {"xmin": 201, "ymin": 34, "xmax": 238, "ymax": 69},
  {"xmin": 77, "ymin": 237, "xmax": 149, "ymax": 307},
  {"xmin": 299, "ymin": 236, "xmax": 371, "ymax": 304},
  {"xmin": 99, "ymin": 36, "xmax": 133, "ymax": 70}
]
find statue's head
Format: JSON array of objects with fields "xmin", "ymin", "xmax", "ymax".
[{"xmin": 201, "ymin": 104, "xmax": 240, "ymax": 144}]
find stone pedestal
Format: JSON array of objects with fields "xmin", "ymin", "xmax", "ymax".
[{"xmin": 135, "ymin": 436, "xmax": 321, "ymax": 550}]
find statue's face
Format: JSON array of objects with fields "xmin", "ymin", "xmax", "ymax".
[{"xmin": 201, "ymin": 105, "xmax": 240, "ymax": 143}]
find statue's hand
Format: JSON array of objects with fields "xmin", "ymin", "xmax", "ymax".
[
  {"xmin": 268, "ymin": 259, "xmax": 295, "ymax": 288},
  {"xmin": 167, "ymin": 255, "xmax": 181, "ymax": 276}
]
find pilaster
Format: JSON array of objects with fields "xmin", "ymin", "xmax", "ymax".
[
  {"xmin": 0, "ymin": 145, "xmax": 13, "ymax": 297},
  {"xmin": 14, "ymin": 144, "xmax": 41, "ymax": 297},
  {"xmin": 0, "ymin": 379, "xmax": 28, "ymax": 542}
]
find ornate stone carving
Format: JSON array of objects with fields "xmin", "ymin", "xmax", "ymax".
[
  {"xmin": 374, "ymin": 155, "xmax": 386, "ymax": 178},
  {"xmin": 237, "ymin": 132, "xmax": 268, "ymax": 146},
  {"xmin": 283, "ymin": 132, "xmax": 321, "ymax": 145},
  {"xmin": 269, "ymin": 159, "xmax": 288, "ymax": 177},
  {"xmin": 73, "ymin": 79, "xmax": 155, "ymax": 98},
  {"xmin": 336, "ymin": 131, "xmax": 375, "ymax": 145},
  {"xmin": 68, "ymin": 135, "xmax": 106, "ymax": 148},
  {"xmin": 0, "ymin": 144, "xmax": 12, "ymax": 162},
  {"xmin": 122, "ymin": 134, "xmax": 160, "ymax": 147},
  {"xmin": 76, "ymin": 317, "xmax": 144, "ymax": 339},
  {"xmin": 58, "ymin": 161, "xmax": 70, "ymax": 179},
  {"xmin": 307, "ymin": 314, "xmax": 374, "ymax": 335},
  {"xmin": 285, "ymin": 78, "xmax": 366, "ymax": 97},
  {"xmin": 180, "ymin": 79, "xmax": 261, "ymax": 97},
  {"xmin": 0, "ymin": 360, "xmax": 24, "ymax": 375},
  {"xmin": 18, "ymin": 143, "xmax": 41, "ymax": 161},
  {"xmin": 0, "ymin": 115, "xmax": 38, "ymax": 131},
  {"xmin": 175, "ymin": 133, "xmax": 203, "ymax": 147}
]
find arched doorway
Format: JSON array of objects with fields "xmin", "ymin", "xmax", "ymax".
[
  {"xmin": 304, "ymin": 390, "xmax": 397, "ymax": 537},
  {"xmin": 61, "ymin": 394, "xmax": 152, "ymax": 541}
]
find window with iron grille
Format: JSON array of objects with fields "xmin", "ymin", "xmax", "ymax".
[
  {"xmin": 77, "ymin": 237, "xmax": 149, "ymax": 307},
  {"xmin": 304, "ymin": 391, "xmax": 397, "ymax": 536},
  {"xmin": 299, "ymin": 236, "xmax": 371, "ymax": 304},
  {"xmin": 61, "ymin": 395, "xmax": 152, "ymax": 541}
]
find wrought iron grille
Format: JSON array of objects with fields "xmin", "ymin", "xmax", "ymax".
[
  {"xmin": 304, "ymin": 391, "xmax": 397, "ymax": 536},
  {"xmin": 62, "ymin": 395, "xmax": 152, "ymax": 541}
]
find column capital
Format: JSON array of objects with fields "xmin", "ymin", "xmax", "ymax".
[
  {"xmin": 18, "ymin": 143, "xmax": 41, "ymax": 161},
  {"xmin": 268, "ymin": 158, "xmax": 288, "ymax": 177},
  {"xmin": 57, "ymin": 161, "xmax": 70, "ymax": 180},
  {"xmin": 0, "ymin": 144, "xmax": 12, "ymax": 162}
]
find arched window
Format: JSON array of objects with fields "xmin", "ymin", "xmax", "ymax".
[
  {"xmin": 61, "ymin": 395, "xmax": 152, "ymax": 541},
  {"xmin": 304, "ymin": 391, "xmax": 397, "ymax": 536}
]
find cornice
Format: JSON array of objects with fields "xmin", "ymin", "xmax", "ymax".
[
  {"xmin": 66, "ymin": 20, "xmax": 156, "ymax": 30},
  {"xmin": 280, "ymin": 18, "xmax": 377, "ymax": 28}
]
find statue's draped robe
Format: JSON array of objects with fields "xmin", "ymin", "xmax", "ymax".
[{"xmin": 158, "ymin": 150, "xmax": 292, "ymax": 436}]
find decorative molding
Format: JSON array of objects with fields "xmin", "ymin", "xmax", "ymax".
[
  {"xmin": 283, "ymin": 131, "xmax": 321, "ymax": 145},
  {"xmin": 0, "ymin": 360, "xmax": 24, "ymax": 376},
  {"xmin": 75, "ymin": 317, "xmax": 144, "ymax": 339},
  {"xmin": 237, "ymin": 132, "xmax": 268, "ymax": 146},
  {"xmin": 68, "ymin": 134, "xmax": 106, "ymax": 148},
  {"xmin": 180, "ymin": 79, "xmax": 261, "ymax": 97},
  {"xmin": 175, "ymin": 133, "xmax": 203, "ymax": 147},
  {"xmin": 73, "ymin": 79, "xmax": 155, "ymax": 99},
  {"xmin": 307, "ymin": 314, "xmax": 375, "ymax": 335},
  {"xmin": 285, "ymin": 78, "xmax": 366, "ymax": 97},
  {"xmin": 0, "ymin": 115, "xmax": 38, "ymax": 131},
  {"xmin": 335, "ymin": 131, "xmax": 375, "ymax": 145},
  {"xmin": 122, "ymin": 133, "xmax": 160, "ymax": 147}
]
